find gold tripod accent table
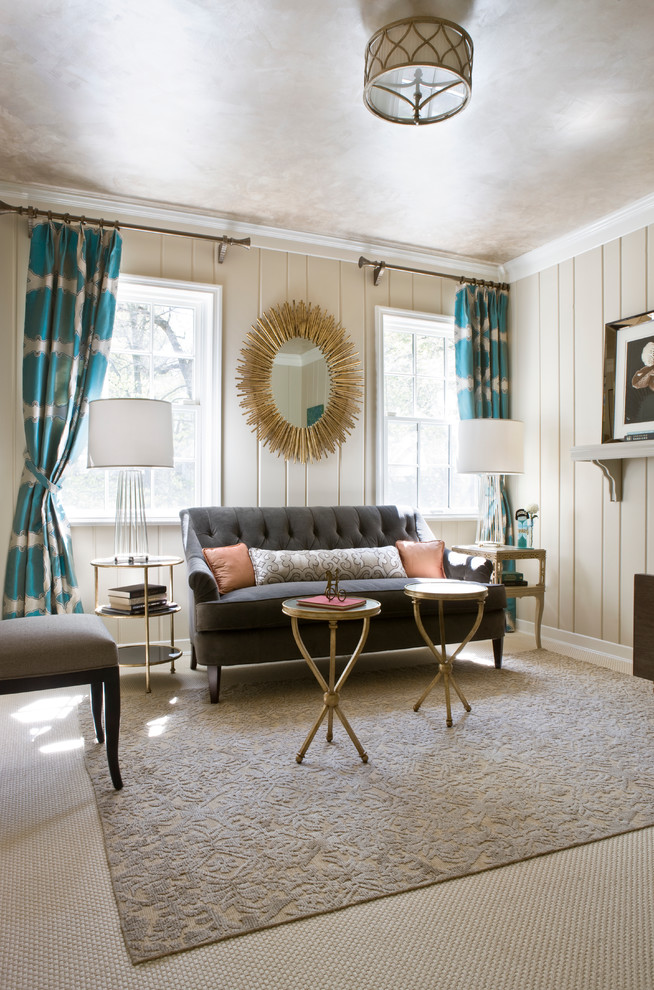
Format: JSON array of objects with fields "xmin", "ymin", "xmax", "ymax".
[
  {"xmin": 405, "ymin": 581, "xmax": 488, "ymax": 727},
  {"xmin": 282, "ymin": 597, "xmax": 381, "ymax": 763}
]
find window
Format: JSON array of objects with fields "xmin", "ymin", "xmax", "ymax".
[
  {"xmin": 376, "ymin": 307, "xmax": 476, "ymax": 516},
  {"xmin": 63, "ymin": 275, "xmax": 220, "ymax": 522}
]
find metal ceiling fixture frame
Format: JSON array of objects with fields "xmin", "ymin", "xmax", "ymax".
[{"xmin": 363, "ymin": 16, "xmax": 473, "ymax": 125}]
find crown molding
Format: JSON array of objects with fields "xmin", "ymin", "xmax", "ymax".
[
  {"xmin": 504, "ymin": 191, "xmax": 654, "ymax": 282},
  {"xmin": 0, "ymin": 179, "xmax": 504, "ymax": 282}
]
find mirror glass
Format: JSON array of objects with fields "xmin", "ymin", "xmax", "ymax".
[{"xmin": 271, "ymin": 337, "xmax": 331, "ymax": 428}]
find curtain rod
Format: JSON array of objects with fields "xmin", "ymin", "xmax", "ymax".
[
  {"xmin": 358, "ymin": 256, "xmax": 509, "ymax": 290},
  {"xmin": 0, "ymin": 199, "xmax": 251, "ymax": 264}
]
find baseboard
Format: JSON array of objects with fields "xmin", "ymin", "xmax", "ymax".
[{"xmin": 516, "ymin": 619, "xmax": 633, "ymax": 675}]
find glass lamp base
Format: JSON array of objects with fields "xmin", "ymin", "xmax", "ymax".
[
  {"xmin": 475, "ymin": 474, "xmax": 504, "ymax": 546},
  {"xmin": 114, "ymin": 469, "xmax": 149, "ymax": 560}
]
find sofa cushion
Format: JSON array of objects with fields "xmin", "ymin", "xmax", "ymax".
[
  {"xmin": 248, "ymin": 546, "xmax": 407, "ymax": 585},
  {"xmin": 194, "ymin": 578, "xmax": 507, "ymax": 634},
  {"xmin": 396, "ymin": 539, "xmax": 445, "ymax": 579},
  {"xmin": 203, "ymin": 544, "xmax": 255, "ymax": 594}
]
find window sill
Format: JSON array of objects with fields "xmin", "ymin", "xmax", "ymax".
[{"xmin": 69, "ymin": 518, "xmax": 182, "ymax": 528}]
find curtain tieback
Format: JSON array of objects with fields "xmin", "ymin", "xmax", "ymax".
[{"xmin": 24, "ymin": 459, "xmax": 61, "ymax": 494}]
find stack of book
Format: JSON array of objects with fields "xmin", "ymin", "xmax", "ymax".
[
  {"xmin": 502, "ymin": 571, "xmax": 528, "ymax": 587},
  {"xmin": 107, "ymin": 583, "xmax": 170, "ymax": 613}
]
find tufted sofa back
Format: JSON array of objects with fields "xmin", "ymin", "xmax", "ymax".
[{"xmin": 182, "ymin": 505, "xmax": 434, "ymax": 553}]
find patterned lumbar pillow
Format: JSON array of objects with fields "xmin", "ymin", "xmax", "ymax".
[{"xmin": 248, "ymin": 546, "xmax": 407, "ymax": 585}]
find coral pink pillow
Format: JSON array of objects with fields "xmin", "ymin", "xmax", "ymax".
[
  {"xmin": 203, "ymin": 543, "xmax": 255, "ymax": 594},
  {"xmin": 395, "ymin": 539, "xmax": 445, "ymax": 579}
]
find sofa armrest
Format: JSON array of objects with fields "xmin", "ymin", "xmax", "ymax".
[
  {"xmin": 443, "ymin": 548, "xmax": 494, "ymax": 583},
  {"xmin": 180, "ymin": 509, "xmax": 220, "ymax": 603}
]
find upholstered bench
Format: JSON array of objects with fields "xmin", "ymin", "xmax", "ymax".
[{"xmin": 0, "ymin": 613, "xmax": 123, "ymax": 789}]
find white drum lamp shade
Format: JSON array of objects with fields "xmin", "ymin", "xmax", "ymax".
[
  {"xmin": 88, "ymin": 398, "xmax": 174, "ymax": 560},
  {"xmin": 457, "ymin": 419, "xmax": 524, "ymax": 545}
]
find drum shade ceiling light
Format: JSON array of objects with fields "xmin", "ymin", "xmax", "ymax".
[{"xmin": 364, "ymin": 16, "xmax": 473, "ymax": 125}]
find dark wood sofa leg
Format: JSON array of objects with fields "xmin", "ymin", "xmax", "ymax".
[
  {"xmin": 492, "ymin": 637, "xmax": 504, "ymax": 669},
  {"xmin": 90, "ymin": 681, "xmax": 105, "ymax": 744},
  {"xmin": 190, "ymin": 644, "xmax": 197, "ymax": 670},
  {"xmin": 208, "ymin": 664, "xmax": 222, "ymax": 703}
]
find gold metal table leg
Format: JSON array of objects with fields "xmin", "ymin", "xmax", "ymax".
[
  {"xmin": 411, "ymin": 598, "xmax": 484, "ymax": 726},
  {"xmin": 289, "ymin": 615, "xmax": 370, "ymax": 763}
]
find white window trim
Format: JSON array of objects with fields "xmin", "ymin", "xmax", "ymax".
[
  {"xmin": 68, "ymin": 273, "xmax": 221, "ymax": 525},
  {"xmin": 375, "ymin": 305, "xmax": 477, "ymax": 521}
]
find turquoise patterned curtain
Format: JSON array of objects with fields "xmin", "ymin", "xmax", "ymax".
[
  {"xmin": 3, "ymin": 221, "xmax": 122, "ymax": 618},
  {"xmin": 454, "ymin": 283, "xmax": 516, "ymax": 623}
]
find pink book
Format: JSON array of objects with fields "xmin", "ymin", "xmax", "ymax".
[{"xmin": 295, "ymin": 594, "xmax": 366, "ymax": 610}]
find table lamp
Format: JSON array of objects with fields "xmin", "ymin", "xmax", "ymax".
[
  {"xmin": 456, "ymin": 419, "xmax": 524, "ymax": 546},
  {"xmin": 87, "ymin": 398, "xmax": 174, "ymax": 561}
]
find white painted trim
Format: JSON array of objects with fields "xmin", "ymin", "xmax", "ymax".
[
  {"xmin": 516, "ymin": 618, "xmax": 633, "ymax": 674},
  {"xmin": 504, "ymin": 191, "xmax": 654, "ymax": 282},
  {"xmin": 0, "ymin": 179, "xmax": 504, "ymax": 281}
]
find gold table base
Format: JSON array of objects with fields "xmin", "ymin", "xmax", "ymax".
[{"xmin": 283, "ymin": 599, "xmax": 381, "ymax": 763}]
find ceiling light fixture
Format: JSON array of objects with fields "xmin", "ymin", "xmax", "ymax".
[{"xmin": 363, "ymin": 16, "xmax": 473, "ymax": 125}]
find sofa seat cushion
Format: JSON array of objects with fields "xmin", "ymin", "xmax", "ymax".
[
  {"xmin": 194, "ymin": 578, "xmax": 507, "ymax": 634},
  {"xmin": 248, "ymin": 545, "xmax": 406, "ymax": 585}
]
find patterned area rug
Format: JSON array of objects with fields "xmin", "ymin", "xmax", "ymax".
[{"xmin": 82, "ymin": 650, "xmax": 654, "ymax": 964}]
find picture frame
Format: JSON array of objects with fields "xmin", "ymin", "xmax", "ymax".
[{"xmin": 602, "ymin": 310, "xmax": 654, "ymax": 442}]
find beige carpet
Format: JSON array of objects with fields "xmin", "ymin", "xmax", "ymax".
[{"xmin": 80, "ymin": 648, "xmax": 654, "ymax": 964}]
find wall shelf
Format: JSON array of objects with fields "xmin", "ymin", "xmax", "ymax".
[{"xmin": 571, "ymin": 441, "xmax": 654, "ymax": 501}]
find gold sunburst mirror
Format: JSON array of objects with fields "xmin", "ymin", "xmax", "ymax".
[{"xmin": 236, "ymin": 300, "xmax": 364, "ymax": 463}]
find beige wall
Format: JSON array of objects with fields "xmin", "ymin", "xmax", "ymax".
[
  {"xmin": 0, "ymin": 216, "xmax": 475, "ymax": 648},
  {"xmin": 510, "ymin": 224, "xmax": 654, "ymax": 648}
]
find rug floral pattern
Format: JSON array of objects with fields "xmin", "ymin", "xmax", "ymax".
[{"xmin": 82, "ymin": 651, "xmax": 654, "ymax": 963}]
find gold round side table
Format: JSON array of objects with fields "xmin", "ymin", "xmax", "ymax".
[
  {"xmin": 404, "ymin": 580, "xmax": 488, "ymax": 727},
  {"xmin": 282, "ymin": 597, "xmax": 381, "ymax": 763}
]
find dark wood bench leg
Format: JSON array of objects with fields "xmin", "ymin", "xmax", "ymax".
[
  {"xmin": 207, "ymin": 664, "xmax": 221, "ymax": 704},
  {"xmin": 190, "ymin": 643, "xmax": 197, "ymax": 671},
  {"xmin": 492, "ymin": 637, "xmax": 503, "ymax": 669},
  {"xmin": 103, "ymin": 669, "xmax": 123, "ymax": 790}
]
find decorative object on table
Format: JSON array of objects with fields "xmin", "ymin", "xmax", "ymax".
[
  {"xmin": 515, "ymin": 504, "xmax": 538, "ymax": 548},
  {"xmin": 87, "ymin": 398, "xmax": 174, "ymax": 561},
  {"xmin": 363, "ymin": 15, "xmax": 473, "ymax": 125},
  {"xmin": 456, "ymin": 419, "xmax": 524, "ymax": 545},
  {"xmin": 603, "ymin": 308, "xmax": 654, "ymax": 441},
  {"xmin": 324, "ymin": 567, "xmax": 345, "ymax": 601},
  {"xmin": 236, "ymin": 300, "xmax": 363, "ymax": 463},
  {"xmin": 501, "ymin": 571, "xmax": 528, "ymax": 587}
]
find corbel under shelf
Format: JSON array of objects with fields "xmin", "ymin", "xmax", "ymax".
[{"xmin": 570, "ymin": 440, "xmax": 654, "ymax": 501}]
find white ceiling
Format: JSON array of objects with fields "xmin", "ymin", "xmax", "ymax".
[{"xmin": 1, "ymin": 0, "xmax": 653, "ymax": 265}]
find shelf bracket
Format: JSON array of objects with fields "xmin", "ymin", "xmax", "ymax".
[{"xmin": 593, "ymin": 459, "xmax": 622, "ymax": 501}]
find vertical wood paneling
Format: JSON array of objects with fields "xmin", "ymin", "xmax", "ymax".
[
  {"xmin": 573, "ymin": 249, "xmax": 604, "ymax": 637},
  {"xmin": 306, "ymin": 257, "xmax": 342, "ymax": 506},
  {"xmin": 648, "ymin": 226, "xmax": 654, "ymax": 574},
  {"xmin": 557, "ymin": 260, "xmax": 575, "ymax": 633},
  {"xmin": 0, "ymin": 216, "xmax": 20, "ymax": 574},
  {"xmin": 388, "ymin": 270, "xmax": 413, "ymax": 311},
  {"xmin": 221, "ymin": 246, "xmax": 261, "ymax": 505},
  {"xmin": 539, "ymin": 266, "xmax": 559, "ymax": 629},
  {"xmin": 339, "ymin": 261, "xmax": 366, "ymax": 505},
  {"xmin": 618, "ymin": 229, "xmax": 649, "ymax": 644},
  {"xmin": 120, "ymin": 230, "xmax": 163, "ymax": 277},
  {"xmin": 161, "ymin": 234, "xmax": 193, "ymax": 281},
  {"xmin": 412, "ymin": 273, "xmax": 442, "ymax": 315},
  {"xmin": 258, "ymin": 251, "xmax": 290, "ymax": 505},
  {"xmin": 601, "ymin": 239, "xmax": 622, "ymax": 643}
]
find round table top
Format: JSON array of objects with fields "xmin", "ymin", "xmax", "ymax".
[
  {"xmin": 91, "ymin": 555, "xmax": 184, "ymax": 568},
  {"xmin": 404, "ymin": 580, "xmax": 488, "ymax": 602},
  {"xmin": 282, "ymin": 597, "xmax": 381, "ymax": 621}
]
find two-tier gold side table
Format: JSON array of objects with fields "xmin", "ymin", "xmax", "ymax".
[
  {"xmin": 91, "ymin": 555, "xmax": 183, "ymax": 693},
  {"xmin": 282, "ymin": 597, "xmax": 381, "ymax": 764},
  {"xmin": 452, "ymin": 544, "xmax": 546, "ymax": 649}
]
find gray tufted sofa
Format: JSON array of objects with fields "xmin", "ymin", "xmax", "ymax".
[{"xmin": 179, "ymin": 504, "xmax": 507, "ymax": 703}]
